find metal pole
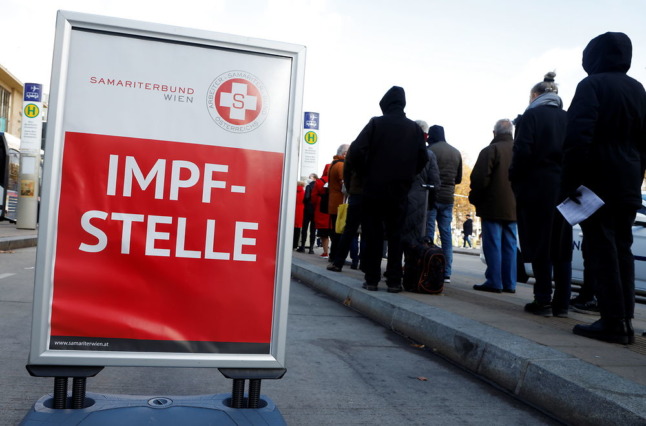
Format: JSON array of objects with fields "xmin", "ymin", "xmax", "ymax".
[
  {"xmin": 248, "ymin": 379, "xmax": 261, "ymax": 408},
  {"xmin": 71, "ymin": 377, "xmax": 87, "ymax": 409},
  {"xmin": 231, "ymin": 379, "xmax": 245, "ymax": 408},
  {"xmin": 53, "ymin": 377, "xmax": 68, "ymax": 409}
]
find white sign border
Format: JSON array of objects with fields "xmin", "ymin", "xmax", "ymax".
[{"xmin": 29, "ymin": 10, "xmax": 305, "ymax": 369}]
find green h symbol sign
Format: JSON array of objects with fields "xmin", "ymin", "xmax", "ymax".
[
  {"xmin": 304, "ymin": 131, "xmax": 318, "ymax": 144},
  {"xmin": 24, "ymin": 104, "xmax": 40, "ymax": 118}
]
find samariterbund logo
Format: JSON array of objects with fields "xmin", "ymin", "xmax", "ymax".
[{"xmin": 207, "ymin": 71, "xmax": 269, "ymax": 133}]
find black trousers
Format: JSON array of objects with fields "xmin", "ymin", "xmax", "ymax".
[
  {"xmin": 300, "ymin": 211, "xmax": 316, "ymax": 249},
  {"xmin": 580, "ymin": 204, "xmax": 636, "ymax": 319},
  {"xmin": 361, "ymin": 186, "xmax": 408, "ymax": 286},
  {"xmin": 332, "ymin": 194, "xmax": 363, "ymax": 267}
]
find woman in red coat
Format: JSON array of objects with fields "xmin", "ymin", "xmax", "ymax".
[
  {"xmin": 293, "ymin": 181, "xmax": 305, "ymax": 249},
  {"xmin": 311, "ymin": 165, "xmax": 331, "ymax": 258}
]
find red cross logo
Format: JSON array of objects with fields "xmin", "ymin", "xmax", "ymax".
[
  {"xmin": 216, "ymin": 79, "xmax": 263, "ymax": 125},
  {"xmin": 207, "ymin": 72, "xmax": 269, "ymax": 132}
]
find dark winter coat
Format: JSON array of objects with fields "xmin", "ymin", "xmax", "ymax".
[
  {"xmin": 343, "ymin": 148, "xmax": 364, "ymax": 196},
  {"xmin": 510, "ymin": 94, "xmax": 570, "ymax": 261},
  {"xmin": 348, "ymin": 86, "xmax": 428, "ymax": 197},
  {"xmin": 303, "ymin": 180, "xmax": 316, "ymax": 216},
  {"xmin": 428, "ymin": 125, "xmax": 462, "ymax": 205},
  {"xmin": 562, "ymin": 32, "xmax": 646, "ymax": 209},
  {"xmin": 462, "ymin": 218, "xmax": 473, "ymax": 236},
  {"xmin": 469, "ymin": 133, "xmax": 516, "ymax": 222},
  {"xmin": 402, "ymin": 149, "xmax": 441, "ymax": 246}
]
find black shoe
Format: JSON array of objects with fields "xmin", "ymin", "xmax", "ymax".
[
  {"xmin": 362, "ymin": 283, "xmax": 378, "ymax": 291},
  {"xmin": 502, "ymin": 288, "xmax": 516, "ymax": 294},
  {"xmin": 552, "ymin": 308, "xmax": 569, "ymax": 318},
  {"xmin": 473, "ymin": 284, "xmax": 502, "ymax": 293},
  {"xmin": 524, "ymin": 301, "xmax": 552, "ymax": 317},
  {"xmin": 570, "ymin": 295, "xmax": 593, "ymax": 304},
  {"xmin": 326, "ymin": 264, "xmax": 342, "ymax": 272},
  {"xmin": 626, "ymin": 319, "xmax": 635, "ymax": 341},
  {"xmin": 387, "ymin": 285, "xmax": 402, "ymax": 293},
  {"xmin": 350, "ymin": 263, "xmax": 359, "ymax": 270},
  {"xmin": 296, "ymin": 246, "xmax": 305, "ymax": 253},
  {"xmin": 308, "ymin": 248, "xmax": 315, "ymax": 254},
  {"xmin": 571, "ymin": 299, "xmax": 599, "ymax": 315},
  {"xmin": 573, "ymin": 318, "xmax": 633, "ymax": 345}
]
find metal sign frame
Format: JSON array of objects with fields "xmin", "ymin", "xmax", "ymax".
[{"xmin": 29, "ymin": 11, "xmax": 305, "ymax": 368}]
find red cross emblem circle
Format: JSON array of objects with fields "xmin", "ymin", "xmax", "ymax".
[{"xmin": 207, "ymin": 71, "xmax": 269, "ymax": 132}]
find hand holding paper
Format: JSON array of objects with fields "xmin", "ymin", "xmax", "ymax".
[{"xmin": 557, "ymin": 185, "xmax": 604, "ymax": 226}]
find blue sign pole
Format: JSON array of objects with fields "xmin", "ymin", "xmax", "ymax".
[
  {"xmin": 17, "ymin": 83, "xmax": 43, "ymax": 229},
  {"xmin": 300, "ymin": 112, "xmax": 319, "ymax": 178}
]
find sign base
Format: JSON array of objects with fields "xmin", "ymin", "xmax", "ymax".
[{"xmin": 20, "ymin": 392, "xmax": 286, "ymax": 425}]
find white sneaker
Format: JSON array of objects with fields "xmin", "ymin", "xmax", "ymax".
[{"xmin": 443, "ymin": 277, "xmax": 451, "ymax": 283}]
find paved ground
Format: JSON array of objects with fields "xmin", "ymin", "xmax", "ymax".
[
  {"xmin": 290, "ymin": 249, "xmax": 646, "ymax": 425},
  {"xmin": 2, "ymin": 220, "xmax": 646, "ymax": 425}
]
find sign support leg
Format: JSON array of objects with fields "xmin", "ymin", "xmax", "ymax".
[
  {"xmin": 219, "ymin": 368, "xmax": 286, "ymax": 408},
  {"xmin": 71, "ymin": 377, "xmax": 87, "ymax": 409},
  {"xmin": 248, "ymin": 379, "xmax": 262, "ymax": 408},
  {"xmin": 53, "ymin": 377, "xmax": 68, "ymax": 409},
  {"xmin": 26, "ymin": 365, "xmax": 104, "ymax": 409}
]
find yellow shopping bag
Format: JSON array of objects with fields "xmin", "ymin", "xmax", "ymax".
[{"xmin": 335, "ymin": 203, "xmax": 348, "ymax": 234}]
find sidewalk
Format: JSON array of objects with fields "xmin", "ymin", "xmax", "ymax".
[
  {"xmin": 2, "ymin": 221, "xmax": 645, "ymax": 424},
  {"xmin": 291, "ymin": 248, "xmax": 646, "ymax": 425},
  {"xmin": 0, "ymin": 220, "xmax": 38, "ymax": 251}
]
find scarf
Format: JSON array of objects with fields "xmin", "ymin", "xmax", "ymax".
[{"xmin": 526, "ymin": 91, "xmax": 563, "ymax": 111}]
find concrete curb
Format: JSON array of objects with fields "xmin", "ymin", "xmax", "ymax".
[
  {"xmin": 0, "ymin": 236, "xmax": 37, "ymax": 251},
  {"xmin": 292, "ymin": 258, "xmax": 646, "ymax": 425}
]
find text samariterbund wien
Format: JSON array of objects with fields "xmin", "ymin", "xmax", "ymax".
[
  {"xmin": 89, "ymin": 77, "xmax": 195, "ymax": 102},
  {"xmin": 79, "ymin": 154, "xmax": 258, "ymax": 261}
]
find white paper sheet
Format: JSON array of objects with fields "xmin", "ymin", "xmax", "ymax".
[{"xmin": 557, "ymin": 185, "xmax": 605, "ymax": 226}]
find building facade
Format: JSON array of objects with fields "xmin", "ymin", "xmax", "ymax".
[{"xmin": 0, "ymin": 64, "xmax": 24, "ymax": 143}]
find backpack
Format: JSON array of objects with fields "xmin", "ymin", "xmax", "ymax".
[{"xmin": 403, "ymin": 239, "xmax": 445, "ymax": 294}]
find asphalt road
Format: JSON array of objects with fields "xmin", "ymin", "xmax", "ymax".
[{"xmin": 1, "ymin": 247, "xmax": 560, "ymax": 425}]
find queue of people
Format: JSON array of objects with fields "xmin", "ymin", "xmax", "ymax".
[{"xmin": 293, "ymin": 32, "xmax": 646, "ymax": 346}]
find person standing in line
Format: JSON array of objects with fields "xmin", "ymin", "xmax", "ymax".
[
  {"xmin": 348, "ymin": 86, "xmax": 428, "ymax": 293},
  {"xmin": 327, "ymin": 144, "xmax": 350, "ymax": 263},
  {"xmin": 401, "ymin": 120, "xmax": 440, "ymax": 249},
  {"xmin": 293, "ymin": 180, "xmax": 305, "ymax": 249},
  {"xmin": 297, "ymin": 173, "xmax": 318, "ymax": 254},
  {"xmin": 462, "ymin": 214, "xmax": 473, "ymax": 248},
  {"xmin": 311, "ymin": 165, "xmax": 332, "ymax": 259},
  {"xmin": 469, "ymin": 119, "xmax": 517, "ymax": 294},
  {"xmin": 510, "ymin": 72, "xmax": 572, "ymax": 318},
  {"xmin": 327, "ymin": 144, "xmax": 364, "ymax": 272},
  {"xmin": 427, "ymin": 125, "xmax": 462, "ymax": 283},
  {"xmin": 562, "ymin": 32, "xmax": 646, "ymax": 344}
]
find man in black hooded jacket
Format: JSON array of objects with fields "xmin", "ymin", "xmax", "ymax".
[
  {"xmin": 348, "ymin": 86, "xmax": 428, "ymax": 292},
  {"xmin": 562, "ymin": 32, "xmax": 646, "ymax": 344}
]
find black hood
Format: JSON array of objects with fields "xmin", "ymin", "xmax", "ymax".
[
  {"xmin": 427, "ymin": 125, "xmax": 446, "ymax": 144},
  {"xmin": 379, "ymin": 86, "xmax": 406, "ymax": 114},
  {"xmin": 582, "ymin": 32, "xmax": 632, "ymax": 75}
]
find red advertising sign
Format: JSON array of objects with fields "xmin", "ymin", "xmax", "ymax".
[
  {"xmin": 29, "ymin": 11, "xmax": 305, "ymax": 368},
  {"xmin": 50, "ymin": 132, "xmax": 283, "ymax": 353}
]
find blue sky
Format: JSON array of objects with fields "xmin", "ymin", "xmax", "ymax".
[{"xmin": 2, "ymin": 0, "xmax": 646, "ymax": 171}]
